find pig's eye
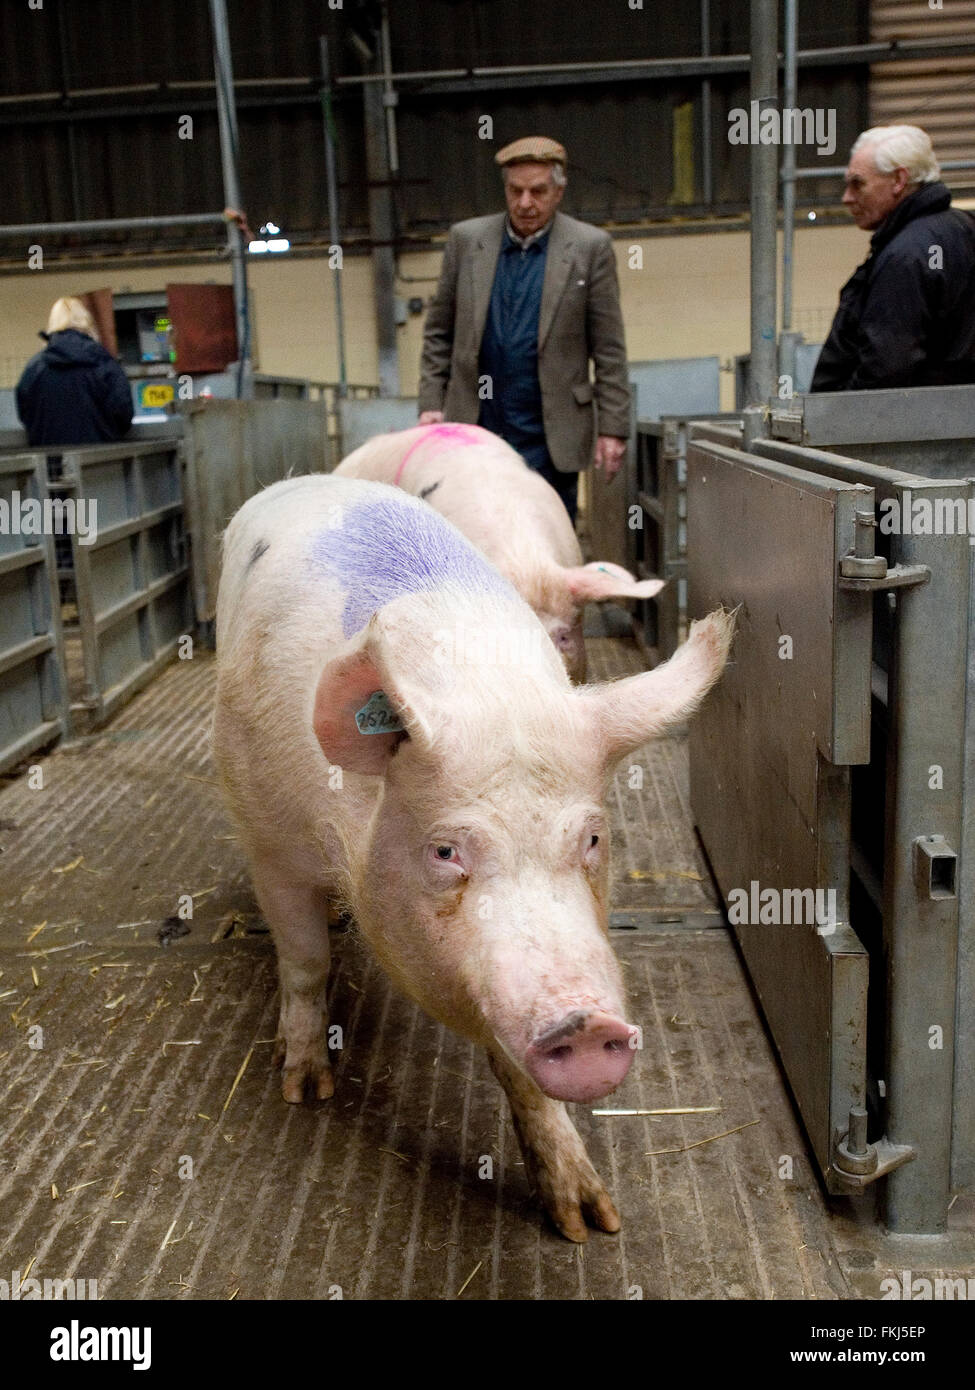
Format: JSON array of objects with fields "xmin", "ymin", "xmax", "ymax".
[
  {"xmin": 428, "ymin": 843, "xmax": 466, "ymax": 876},
  {"xmin": 582, "ymin": 828, "xmax": 605, "ymax": 869}
]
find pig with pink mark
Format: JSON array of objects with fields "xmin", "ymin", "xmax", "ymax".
[
  {"xmin": 213, "ymin": 474, "xmax": 733, "ymax": 1241},
  {"xmin": 334, "ymin": 422, "xmax": 665, "ymax": 682}
]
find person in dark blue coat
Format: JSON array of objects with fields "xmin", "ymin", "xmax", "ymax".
[
  {"xmin": 16, "ymin": 296, "xmax": 134, "ymax": 446},
  {"xmin": 811, "ymin": 125, "xmax": 975, "ymax": 392}
]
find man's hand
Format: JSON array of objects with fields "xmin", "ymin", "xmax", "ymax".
[
  {"xmin": 593, "ymin": 435, "xmax": 627, "ymax": 480},
  {"xmin": 418, "ymin": 410, "xmax": 445, "ymax": 426}
]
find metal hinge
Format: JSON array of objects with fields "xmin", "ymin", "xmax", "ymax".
[
  {"xmin": 769, "ymin": 407, "xmax": 804, "ymax": 442},
  {"xmin": 839, "ymin": 558, "xmax": 931, "ymax": 591},
  {"xmin": 831, "ymin": 1106, "xmax": 916, "ymax": 1191}
]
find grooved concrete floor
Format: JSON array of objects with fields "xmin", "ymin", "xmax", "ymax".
[{"xmin": 1, "ymin": 640, "xmax": 972, "ymax": 1300}]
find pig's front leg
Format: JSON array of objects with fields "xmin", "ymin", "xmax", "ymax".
[
  {"xmin": 488, "ymin": 1048, "xmax": 619, "ymax": 1242},
  {"xmin": 250, "ymin": 858, "xmax": 334, "ymax": 1103}
]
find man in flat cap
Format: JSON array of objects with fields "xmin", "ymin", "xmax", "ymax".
[{"xmin": 418, "ymin": 137, "xmax": 630, "ymax": 520}]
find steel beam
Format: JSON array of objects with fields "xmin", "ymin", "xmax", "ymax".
[
  {"xmin": 0, "ymin": 212, "xmax": 227, "ymax": 238},
  {"xmin": 208, "ymin": 0, "xmax": 250, "ymax": 395},
  {"xmin": 362, "ymin": 61, "xmax": 400, "ymax": 396},
  {"xmin": 748, "ymin": 0, "xmax": 779, "ymax": 406},
  {"xmin": 320, "ymin": 37, "xmax": 348, "ymax": 398}
]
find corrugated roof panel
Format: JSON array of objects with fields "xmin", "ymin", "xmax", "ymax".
[{"xmin": 870, "ymin": 0, "xmax": 975, "ymax": 188}]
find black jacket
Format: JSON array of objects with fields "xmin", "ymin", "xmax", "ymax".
[
  {"xmin": 16, "ymin": 329, "xmax": 134, "ymax": 447},
  {"xmin": 810, "ymin": 182, "xmax": 975, "ymax": 392}
]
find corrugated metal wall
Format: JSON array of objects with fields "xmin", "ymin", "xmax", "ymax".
[
  {"xmin": 871, "ymin": 0, "xmax": 975, "ymax": 179},
  {"xmin": 0, "ymin": 0, "xmax": 868, "ymax": 260}
]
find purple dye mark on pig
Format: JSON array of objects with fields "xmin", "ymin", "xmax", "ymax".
[
  {"xmin": 309, "ymin": 497, "xmax": 515, "ymax": 637},
  {"xmin": 393, "ymin": 422, "xmax": 492, "ymax": 484}
]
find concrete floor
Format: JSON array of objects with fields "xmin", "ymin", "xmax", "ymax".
[{"xmin": 1, "ymin": 636, "xmax": 972, "ymax": 1300}]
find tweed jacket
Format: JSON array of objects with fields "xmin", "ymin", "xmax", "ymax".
[{"xmin": 418, "ymin": 211, "xmax": 630, "ymax": 472}]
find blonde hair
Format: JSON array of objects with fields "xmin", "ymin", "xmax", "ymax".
[
  {"xmin": 852, "ymin": 126, "xmax": 941, "ymax": 184},
  {"xmin": 46, "ymin": 296, "xmax": 100, "ymax": 341}
]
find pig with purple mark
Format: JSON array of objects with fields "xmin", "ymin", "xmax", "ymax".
[
  {"xmin": 214, "ymin": 473, "xmax": 733, "ymax": 1241},
  {"xmin": 334, "ymin": 422, "xmax": 666, "ymax": 682}
]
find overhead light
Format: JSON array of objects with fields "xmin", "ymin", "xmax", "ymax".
[
  {"xmin": 807, "ymin": 211, "xmax": 817, "ymax": 221},
  {"xmin": 262, "ymin": 222, "xmax": 280, "ymax": 236},
  {"xmin": 266, "ymin": 238, "xmax": 291, "ymax": 253},
  {"xmin": 248, "ymin": 239, "xmax": 269, "ymax": 253}
]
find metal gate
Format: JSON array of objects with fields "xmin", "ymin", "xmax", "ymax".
[
  {"xmin": 687, "ymin": 425, "xmax": 969, "ymax": 1234},
  {"xmin": 57, "ymin": 439, "xmax": 191, "ymax": 725},
  {"xmin": 0, "ymin": 451, "xmax": 67, "ymax": 773}
]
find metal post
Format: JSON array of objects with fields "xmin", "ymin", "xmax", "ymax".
[
  {"xmin": 0, "ymin": 212, "xmax": 228, "ymax": 238},
  {"xmin": 379, "ymin": 2, "xmax": 400, "ymax": 176},
  {"xmin": 700, "ymin": 0, "xmax": 712, "ymax": 208},
  {"xmin": 781, "ymin": 0, "xmax": 797, "ymax": 335},
  {"xmin": 320, "ymin": 37, "xmax": 348, "ymax": 398},
  {"xmin": 208, "ymin": 0, "xmax": 251, "ymax": 396},
  {"xmin": 361, "ymin": 33, "xmax": 400, "ymax": 397},
  {"xmin": 748, "ymin": 0, "xmax": 779, "ymax": 407}
]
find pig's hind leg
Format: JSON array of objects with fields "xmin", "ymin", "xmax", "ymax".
[
  {"xmin": 250, "ymin": 858, "xmax": 335, "ymax": 1103},
  {"xmin": 489, "ymin": 1049, "xmax": 619, "ymax": 1243}
]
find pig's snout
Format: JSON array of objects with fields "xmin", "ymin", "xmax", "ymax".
[{"xmin": 525, "ymin": 1010, "xmax": 636, "ymax": 1102}]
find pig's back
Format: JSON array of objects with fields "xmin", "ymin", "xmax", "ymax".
[
  {"xmin": 214, "ymin": 473, "xmax": 523, "ymax": 884},
  {"xmin": 336, "ymin": 426, "xmax": 582, "ymax": 575}
]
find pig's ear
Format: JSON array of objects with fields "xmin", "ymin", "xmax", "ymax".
[
  {"xmin": 578, "ymin": 608, "xmax": 735, "ymax": 767},
  {"xmin": 562, "ymin": 560, "xmax": 666, "ymax": 604},
  {"xmin": 312, "ymin": 640, "xmax": 434, "ymax": 776}
]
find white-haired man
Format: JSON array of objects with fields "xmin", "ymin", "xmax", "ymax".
[
  {"xmin": 418, "ymin": 136, "xmax": 631, "ymax": 521},
  {"xmin": 811, "ymin": 124, "xmax": 975, "ymax": 391}
]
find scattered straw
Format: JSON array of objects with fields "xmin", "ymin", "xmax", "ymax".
[
  {"xmin": 456, "ymin": 1261, "xmax": 482, "ymax": 1297},
  {"xmin": 222, "ymin": 1044, "xmax": 255, "ymax": 1114},
  {"xmin": 26, "ymin": 922, "xmax": 47, "ymax": 944},
  {"xmin": 53, "ymin": 856, "xmax": 84, "ymax": 874},
  {"xmin": 593, "ymin": 1106, "xmax": 722, "ymax": 1116},
  {"xmin": 645, "ymin": 1118, "xmax": 760, "ymax": 1157}
]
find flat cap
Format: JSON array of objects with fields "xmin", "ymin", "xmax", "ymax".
[{"xmin": 495, "ymin": 136, "xmax": 567, "ymax": 168}]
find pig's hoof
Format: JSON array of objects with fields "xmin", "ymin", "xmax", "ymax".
[
  {"xmin": 275, "ymin": 1046, "xmax": 335, "ymax": 1103},
  {"xmin": 543, "ymin": 1174, "xmax": 621, "ymax": 1243}
]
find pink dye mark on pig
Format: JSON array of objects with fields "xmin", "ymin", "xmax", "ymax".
[{"xmin": 392, "ymin": 422, "xmax": 489, "ymax": 484}]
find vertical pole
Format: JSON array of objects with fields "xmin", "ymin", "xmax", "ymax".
[
  {"xmin": 208, "ymin": 0, "xmax": 251, "ymax": 396},
  {"xmin": 320, "ymin": 37, "xmax": 348, "ymax": 398},
  {"xmin": 362, "ymin": 27, "xmax": 400, "ymax": 397},
  {"xmin": 781, "ymin": 0, "xmax": 798, "ymax": 334},
  {"xmin": 700, "ymin": 0, "xmax": 713, "ymax": 208},
  {"xmin": 748, "ymin": 0, "xmax": 779, "ymax": 407}
]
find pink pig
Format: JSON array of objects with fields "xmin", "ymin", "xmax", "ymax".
[
  {"xmin": 334, "ymin": 423, "xmax": 664, "ymax": 681},
  {"xmin": 213, "ymin": 474, "xmax": 733, "ymax": 1241}
]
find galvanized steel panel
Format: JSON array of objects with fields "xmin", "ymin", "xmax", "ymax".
[
  {"xmin": 60, "ymin": 441, "xmax": 191, "ymax": 725},
  {"xmin": 687, "ymin": 437, "xmax": 873, "ymax": 1185},
  {"xmin": 337, "ymin": 397, "xmax": 420, "ymax": 459},
  {"xmin": 0, "ymin": 452, "xmax": 67, "ymax": 773},
  {"xmin": 629, "ymin": 358, "xmax": 721, "ymax": 422},
  {"xmin": 181, "ymin": 399, "xmax": 329, "ymax": 625},
  {"xmin": 753, "ymin": 438, "xmax": 971, "ymax": 1229}
]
